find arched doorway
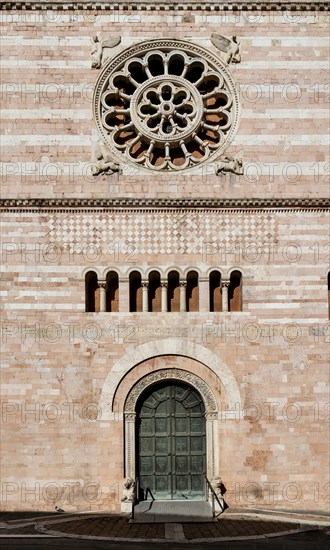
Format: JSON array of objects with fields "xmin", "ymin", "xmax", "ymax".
[{"xmin": 136, "ymin": 381, "xmax": 206, "ymax": 500}]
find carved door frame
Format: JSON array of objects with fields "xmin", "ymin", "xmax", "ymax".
[{"xmin": 124, "ymin": 369, "xmax": 219, "ymax": 484}]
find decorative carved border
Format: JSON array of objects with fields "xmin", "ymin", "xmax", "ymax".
[
  {"xmin": 1, "ymin": 2, "xmax": 328, "ymax": 12},
  {"xmin": 1, "ymin": 198, "xmax": 329, "ymax": 211},
  {"xmin": 123, "ymin": 367, "xmax": 219, "ymax": 481},
  {"xmin": 124, "ymin": 368, "xmax": 218, "ymax": 414}
]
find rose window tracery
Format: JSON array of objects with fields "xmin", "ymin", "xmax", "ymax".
[{"xmin": 93, "ymin": 39, "xmax": 240, "ymax": 172}]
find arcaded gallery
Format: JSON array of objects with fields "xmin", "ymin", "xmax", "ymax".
[{"xmin": 1, "ymin": 0, "xmax": 329, "ymax": 515}]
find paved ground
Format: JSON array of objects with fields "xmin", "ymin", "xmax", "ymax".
[
  {"xmin": 0, "ymin": 509, "xmax": 329, "ymax": 549},
  {"xmin": 36, "ymin": 514, "xmax": 306, "ymax": 538},
  {"xmin": 0, "ymin": 531, "xmax": 329, "ymax": 550}
]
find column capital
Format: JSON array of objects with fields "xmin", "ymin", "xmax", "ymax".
[
  {"xmin": 98, "ymin": 279, "xmax": 107, "ymax": 289},
  {"xmin": 221, "ymin": 279, "xmax": 230, "ymax": 288},
  {"xmin": 180, "ymin": 281, "xmax": 187, "ymax": 288},
  {"xmin": 161, "ymin": 281, "xmax": 168, "ymax": 288},
  {"xmin": 124, "ymin": 411, "xmax": 137, "ymax": 421},
  {"xmin": 141, "ymin": 281, "xmax": 149, "ymax": 288}
]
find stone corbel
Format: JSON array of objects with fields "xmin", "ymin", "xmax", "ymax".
[
  {"xmin": 216, "ymin": 152, "xmax": 244, "ymax": 176},
  {"xmin": 91, "ymin": 140, "xmax": 121, "ymax": 176},
  {"xmin": 91, "ymin": 35, "xmax": 121, "ymax": 69}
]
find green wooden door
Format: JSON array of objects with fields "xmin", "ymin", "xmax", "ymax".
[{"xmin": 137, "ymin": 382, "xmax": 206, "ymax": 500}]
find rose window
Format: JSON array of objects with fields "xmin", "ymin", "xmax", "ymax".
[{"xmin": 93, "ymin": 39, "xmax": 240, "ymax": 171}]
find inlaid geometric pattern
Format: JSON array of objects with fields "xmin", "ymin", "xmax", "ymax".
[{"xmin": 47, "ymin": 211, "xmax": 278, "ymax": 254}]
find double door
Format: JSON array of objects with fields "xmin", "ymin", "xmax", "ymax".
[{"xmin": 137, "ymin": 382, "xmax": 206, "ymax": 500}]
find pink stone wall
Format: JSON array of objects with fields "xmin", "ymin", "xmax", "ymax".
[
  {"xmin": 1, "ymin": 9, "xmax": 329, "ymax": 198},
  {"xmin": 1, "ymin": 5, "xmax": 329, "ymax": 514}
]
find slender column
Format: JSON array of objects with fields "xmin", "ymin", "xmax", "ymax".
[
  {"xmin": 142, "ymin": 281, "xmax": 149, "ymax": 312},
  {"xmin": 180, "ymin": 281, "xmax": 187, "ymax": 312},
  {"xmin": 221, "ymin": 280, "xmax": 230, "ymax": 312},
  {"xmin": 98, "ymin": 280, "xmax": 107, "ymax": 312},
  {"xmin": 161, "ymin": 282, "xmax": 168, "ymax": 312},
  {"xmin": 124, "ymin": 412, "xmax": 136, "ymax": 479}
]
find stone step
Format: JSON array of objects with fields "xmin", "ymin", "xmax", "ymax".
[{"xmin": 130, "ymin": 500, "xmax": 217, "ymax": 523}]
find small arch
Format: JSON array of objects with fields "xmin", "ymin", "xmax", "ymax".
[
  {"xmin": 167, "ymin": 270, "xmax": 180, "ymax": 313},
  {"xmin": 148, "ymin": 270, "xmax": 161, "ymax": 312},
  {"xmin": 145, "ymin": 267, "xmax": 163, "ymax": 278},
  {"xmin": 168, "ymin": 270, "xmax": 180, "ymax": 312},
  {"xmin": 164, "ymin": 266, "xmax": 184, "ymax": 278},
  {"xmin": 229, "ymin": 270, "xmax": 242, "ymax": 312},
  {"xmin": 129, "ymin": 271, "xmax": 142, "ymax": 312},
  {"xmin": 103, "ymin": 267, "xmax": 121, "ymax": 279},
  {"xmin": 82, "ymin": 266, "xmax": 101, "ymax": 279},
  {"xmin": 182, "ymin": 266, "xmax": 202, "ymax": 278},
  {"xmin": 85, "ymin": 270, "xmax": 100, "ymax": 312},
  {"xmin": 186, "ymin": 270, "xmax": 199, "ymax": 312},
  {"xmin": 106, "ymin": 271, "xmax": 119, "ymax": 312},
  {"xmin": 209, "ymin": 270, "xmax": 222, "ymax": 312}
]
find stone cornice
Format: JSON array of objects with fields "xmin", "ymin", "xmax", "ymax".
[
  {"xmin": 1, "ymin": 1, "xmax": 328, "ymax": 11},
  {"xmin": 0, "ymin": 197, "xmax": 329, "ymax": 211}
]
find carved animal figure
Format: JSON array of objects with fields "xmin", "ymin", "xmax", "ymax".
[
  {"xmin": 210, "ymin": 476, "xmax": 227, "ymax": 513},
  {"xmin": 216, "ymin": 152, "xmax": 243, "ymax": 176},
  {"xmin": 121, "ymin": 477, "xmax": 135, "ymax": 502},
  {"xmin": 211, "ymin": 33, "xmax": 241, "ymax": 64},
  {"xmin": 211, "ymin": 477, "xmax": 225, "ymax": 497},
  {"xmin": 91, "ymin": 35, "xmax": 121, "ymax": 69},
  {"xmin": 91, "ymin": 140, "xmax": 121, "ymax": 176}
]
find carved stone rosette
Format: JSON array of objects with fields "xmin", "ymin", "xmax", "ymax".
[{"xmin": 93, "ymin": 38, "xmax": 240, "ymax": 172}]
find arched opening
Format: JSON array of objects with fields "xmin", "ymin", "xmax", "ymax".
[
  {"xmin": 129, "ymin": 271, "xmax": 142, "ymax": 312},
  {"xmin": 85, "ymin": 271, "xmax": 100, "ymax": 312},
  {"xmin": 167, "ymin": 271, "xmax": 180, "ymax": 312},
  {"xmin": 148, "ymin": 271, "xmax": 161, "ymax": 312},
  {"xmin": 106, "ymin": 271, "xmax": 119, "ymax": 312},
  {"xmin": 186, "ymin": 270, "xmax": 199, "ymax": 312},
  {"xmin": 229, "ymin": 270, "xmax": 242, "ymax": 312},
  {"xmin": 209, "ymin": 270, "xmax": 222, "ymax": 312},
  {"xmin": 136, "ymin": 381, "xmax": 206, "ymax": 501}
]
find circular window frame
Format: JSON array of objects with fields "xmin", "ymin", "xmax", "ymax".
[{"xmin": 93, "ymin": 38, "xmax": 241, "ymax": 173}]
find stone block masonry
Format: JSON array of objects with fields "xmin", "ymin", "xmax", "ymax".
[{"xmin": 0, "ymin": 1, "xmax": 329, "ymax": 514}]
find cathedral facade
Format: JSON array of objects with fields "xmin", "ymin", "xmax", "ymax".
[{"xmin": 1, "ymin": 0, "xmax": 329, "ymax": 513}]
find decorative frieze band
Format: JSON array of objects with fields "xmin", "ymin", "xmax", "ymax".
[
  {"xmin": 0, "ymin": 197, "xmax": 329, "ymax": 211},
  {"xmin": 1, "ymin": 1, "xmax": 328, "ymax": 11}
]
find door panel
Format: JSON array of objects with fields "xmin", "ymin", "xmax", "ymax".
[{"xmin": 137, "ymin": 382, "xmax": 206, "ymax": 500}]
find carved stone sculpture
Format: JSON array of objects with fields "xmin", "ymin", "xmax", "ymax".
[
  {"xmin": 211, "ymin": 33, "xmax": 241, "ymax": 65},
  {"xmin": 211, "ymin": 476, "xmax": 227, "ymax": 513},
  {"xmin": 121, "ymin": 477, "xmax": 135, "ymax": 502},
  {"xmin": 211, "ymin": 476, "xmax": 225, "ymax": 498},
  {"xmin": 91, "ymin": 35, "xmax": 121, "ymax": 69},
  {"xmin": 216, "ymin": 152, "xmax": 243, "ymax": 176},
  {"xmin": 91, "ymin": 140, "xmax": 121, "ymax": 176}
]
